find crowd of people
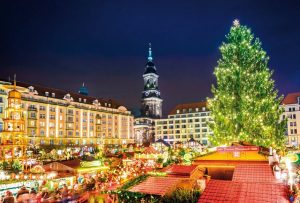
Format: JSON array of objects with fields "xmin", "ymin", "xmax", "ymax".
[
  {"xmin": 0, "ymin": 159, "xmax": 150, "ymax": 203},
  {"xmin": 0, "ymin": 184, "xmax": 80, "ymax": 203},
  {"xmin": 95, "ymin": 159, "xmax": 147, "ymax": 191}
]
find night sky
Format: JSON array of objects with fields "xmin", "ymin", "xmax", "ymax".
[{"xmin": 1, "ymin": 0, "xmax": 300, "ymax": 117}]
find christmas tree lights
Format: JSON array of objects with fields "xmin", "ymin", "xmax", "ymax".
[{"xmin": 208, "ymin": 19, "xmax": 286, "ymax": 149}]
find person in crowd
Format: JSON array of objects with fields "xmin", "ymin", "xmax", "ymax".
[
  {"xmin": 29, "ymin": 188, "xmax": 37, "ymax": 203},
  {"xmin": 61, "ymin": 184, "xmax": 69, "ymax": 203},
  {"xmin": 16, "ymin": 186, "xmax": 30, "ymax": 203},
  {"xmin": 3, "ymin": 191, "xmax": 15, "ymax": 203},
  {"xmin": 40, "ymin": 188, "xmax": 49, "ymax": 203}
]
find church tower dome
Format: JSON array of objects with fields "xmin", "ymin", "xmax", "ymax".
[{"xmin": 78, "ymin": 82, "xmax": 89, "ymax": 96}]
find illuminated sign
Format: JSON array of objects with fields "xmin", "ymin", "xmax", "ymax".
[
  {"xmin": 80, "ymin": 160, "xmax": 102, "ymax": 168},
  {"xmin": 217, "ymin": 146, "xmax": 259, "ymax": 152}
]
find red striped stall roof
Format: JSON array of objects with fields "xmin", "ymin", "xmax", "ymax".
[
  {"xmin": 232, "ymin": 164, "xmax": 276, "ymax": 183},
  {"xmin": 198, "ymin": 180, "xmax": 288, "ymax": 203},
  {"xmin": 164, "ymin": 165, "xmax": 198, "ymax": 176},
  {"xmin": 199, "ymin": 164, "xmax": 289, "ymax": 202},
  {"xmin": 129, "ymin": 176, "xmax": 181, "ymax": 196}
]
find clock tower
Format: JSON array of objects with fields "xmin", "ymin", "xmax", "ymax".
[
  {"xmin": 141, "ymin": 43, "xmax": 163, "ymax": 118},
  {"xmin": 0, "ymin": 78, "xmax": 27, "ymax": 160}
]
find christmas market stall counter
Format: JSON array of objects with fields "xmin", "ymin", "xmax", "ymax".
[
  {"xmin": 43, "ymin": 159, "xmax": 109, "ymax": 176},
  {"xmin": 0, "ymin": 180, "xmax": 40, "ymax": 196}
]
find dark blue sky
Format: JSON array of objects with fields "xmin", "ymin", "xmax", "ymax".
[{"xmin": 1, "ymin": 0, "xmax": 300, "ymax": 116}]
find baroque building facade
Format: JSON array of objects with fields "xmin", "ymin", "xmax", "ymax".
[
  {"xmin": 281, "ymin": 92, "xmax": 300, "ymax": 146},
  {"xmin": 0, "ymin": 79, "xmax": 134, "ymax": 149}
]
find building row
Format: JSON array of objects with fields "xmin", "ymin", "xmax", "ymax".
[
  {"xmin": 1, "ymin": 43, "xmax": 300, "ymax": 152},
  {"xmin": 0, "ymin": 79, "xmax": 134, "ymax": 149}
]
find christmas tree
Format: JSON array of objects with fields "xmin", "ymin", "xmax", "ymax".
[{"xmin": 208, "ymin": 20, "xmax": 286, "ymax": 149}]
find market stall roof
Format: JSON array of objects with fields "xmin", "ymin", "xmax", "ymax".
[
  {"xmin": 232, "ymin": 164, "xmax": 276, "ymax": 183},
  {"xmin": 198, "ymin": 180, "xmax": 288, "ymax": 203},
  {"xmin": 154, "ymin": 139, "xmax": 170, "ymax": 147},
  {"xmin": 163, "ymin": 165, "xmax": 204, "ymax": 179},
  {"xmin": 43, "ymin": 159, "xmax": 108, "ymax": 174},
  {"xmin": 199, "ymin": 163, "xmax": 288, "ymax": 202},
  {"xmin": 129, "ymin": 176, "xmax": 181, "ymax": 196}
]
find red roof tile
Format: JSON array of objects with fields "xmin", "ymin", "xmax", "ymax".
[
  {"xmin": 164, "ymin": 165, "xmax": 198, "ymax": 176},
  {"xmin": 198, "ymin": 180, "xmax": 288, "ymax": 203},
  {"xmin": 281, "ymin": 92, "xmax": 300, "ymax": 105},
  {"xmin": 129, "ymin": 176, "xmax": 181, "ymax": 196},
  {"xmin": 232, "ymin": 164, "xmax": 275, "ymax": 183},
  {"xmin": 198, "ymin": 163, "xmax": 289, "ymax": 202}
]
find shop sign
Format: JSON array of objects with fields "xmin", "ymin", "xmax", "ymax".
[
  {"xmin": 217, "ymin": 146, "xmax": 259, "ymax": 152},
  {"xmin": 80, "ymin": 160, "xmax": 102, "ymax": 168}
]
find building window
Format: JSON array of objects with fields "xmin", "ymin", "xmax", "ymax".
[
  {"xmin": 30, "ymin": 112, "xmax": 36, "ymax": 118},
  {"xmin": 0, "ymin": 107, "xmax": 3, "ymax": 113},
  {"xmin": 40, "ymin": 114, "xmax": 46, "ymax": 119},
  {"xmin": 30, "ymin": 129, "xmax": 35, "ymax": 136},
  {"xmin": 40, "ymin": 106, "xmax": 46, "ymax": 111},
  {"xmin": 0, "ymin": 97, "xmax": 3, "ymax": 103}
]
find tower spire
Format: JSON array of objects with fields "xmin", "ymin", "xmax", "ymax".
[
  {"xmin": 13, "ymin": 74, "xmax": 16, "ymax": 89},
  {"xmin": 148, "ymin": 43, "xmax": 153, "ymax": 61}
]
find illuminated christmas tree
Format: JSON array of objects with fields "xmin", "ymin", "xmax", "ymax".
[{"xmin": 208, "ymin": 20, "xmax": 286, "ymax": 148}]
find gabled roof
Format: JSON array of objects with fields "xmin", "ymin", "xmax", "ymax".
[
  {"xmin": 164, "ymin": 165, "xmax": 198, "ymax": 176},
  {"xmin": 169, "ymin": 101, "xmax": 207, "ymax": 115},
  {"xmin": 281, "ymin": 92, "xmax": 300, "ymax": 105},
  {"xmin": 129, "ymin": 176, "xmax": 181, "ymax": 196}
]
